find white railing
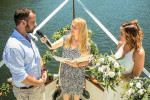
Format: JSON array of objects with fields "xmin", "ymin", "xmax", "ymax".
[
  {"xmin": 77, "ymin": 0, "xmax": 150, "ymax": 78},
  {"xmin": 0, "ymin": 60, "xmax": 5, "ymax": 68}
]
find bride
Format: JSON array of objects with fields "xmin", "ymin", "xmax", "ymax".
[{"xmin": 103, "ymin": 20, "xmax": 145, "ymax": 100}]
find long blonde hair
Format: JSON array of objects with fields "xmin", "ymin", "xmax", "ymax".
[{"xmin": 65, "ymin": 18, "xmax": 88, "ymax": 55}]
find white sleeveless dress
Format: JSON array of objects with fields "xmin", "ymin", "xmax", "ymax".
[{"xmin": 102, "ymin": 44, "xmax": 134, "ymax": 100}]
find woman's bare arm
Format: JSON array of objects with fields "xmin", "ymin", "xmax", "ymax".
[
  {"xmin": 40, "ymin": 35, "xmax": 64, "ymax": 50},
  {"xmin": 125, "ymin": 48, "xmax": 145, "ymax": 78}
]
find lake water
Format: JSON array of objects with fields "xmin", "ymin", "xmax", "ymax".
[{"xmin": 0, "ymin": 0, "xmax": 150, "ymax": 99}]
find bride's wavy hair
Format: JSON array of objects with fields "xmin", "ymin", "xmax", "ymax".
[
  {"xmin": 65, "ymin": 18, "xmax": 88, "ymax": 55},
  {"xmin": 121, "ymin": 20, "xmax": 144, "ymax": 50}
]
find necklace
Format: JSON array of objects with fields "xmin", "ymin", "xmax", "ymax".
[{"xmin": 73, "ymin": 40, "xmax": 79, "ymax": 45}]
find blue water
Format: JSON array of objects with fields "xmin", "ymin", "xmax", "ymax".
[{"xmin": 0, "ymin": 0, "xmax": 150, "ymax": 99}]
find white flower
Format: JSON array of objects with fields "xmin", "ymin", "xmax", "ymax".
[
  {"xmin": 103, "ymin": 72, "xmax": 109, "ymax": 77},
  {"xmin": 98, "ymin": 58, "xmax": 104, "ymax": 63},
  {"xmin": 108, "ymin": 56, "xmax": 115, "ymax": 62},
  {"xmin": 134, "ymin": 77, "xmax": 140, "ymax": 79},
  {"xmin": 122, "ymin": 77, "xmax": 149, "ymax": 99},
  {"xmin": 138, "ymin": 89, "xmax": 146, "ymax": 95},
  {"xmin": 106, "ymin": 67, "xmax": 110, "ymax": 72},
  {"xmin": 101, "ymin": 65, "xmax": 107, "ymax": 71},
  {"xmin": 129, "ymin": 82, "xmax": 133, "ymax": 87},
  {"xmin": 89, "ymin": 66, "xmax": 95, "ymax": 70},
  {"xmin": 108, "ymin": 72, "xmax": 115, "ymax": 78},
  {"xmin": 126, "ymin": 88, "xmax": 134, "ymax": 96},
  {"xmin": 136, "ymin": 82, "xmax": 142, "ymax": 89},
  {"xmin": 96, "ymin": 63, "xmax": 100, "ymax": 66},
  {"xmin": 98, "ymin": 67, "xmax": 103, "ymax": 72},
  {"xmin": 126, "ymin": 90, "xmax": 131, "ymax": 96},
  {"xmin": 118, "ymin": 71, "xmax": 121, "ymax": 77},
  {"xmin": 114, "ymin": 62, "xmax": 120, "ymax": 68}
]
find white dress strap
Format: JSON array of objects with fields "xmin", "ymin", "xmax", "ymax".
[{"xmin": 115, "ymin": 44, "xmax": 125, "ymax": 59}]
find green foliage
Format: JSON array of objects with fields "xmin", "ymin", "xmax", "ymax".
[
  {"xmin": 90, "ymin": 43, "xmax": 99, "ymax": 55},
  {"xmin": 42, "ymin": 50, "xmax": 58, "ymax": 64},
  {"xmin": 121, "ymin": 77, "xmax": 150, "ymax": 100},
  {"xmin": 88, "ymin": 29, "xmax": 93, "ymax": 38},
  {"xmin": 52, "ymin": 25, "xmax": 71, "ymax": 41},
  {"xmin": 0, "ymin": 83, "xmax": 12, "ymax": 96}
]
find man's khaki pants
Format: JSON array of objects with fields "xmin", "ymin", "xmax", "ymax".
[{"xmin": 13, "ymin": 84, "xmax": 45, "ymax": 100}]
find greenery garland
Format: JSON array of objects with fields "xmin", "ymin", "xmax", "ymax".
[{"xmin": 0, "ymin": 78, "xmax": 12, "ymax": 97}]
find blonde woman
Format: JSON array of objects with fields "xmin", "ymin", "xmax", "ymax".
[
  {"xmin": 103, "ymin": 20, "xmax": 145, "ymax": 100},
  {"xmin": 40, "ymin": 18, "xmax": 91, "ymax": 100}
]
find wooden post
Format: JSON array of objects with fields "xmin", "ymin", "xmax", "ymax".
[{"xmin": 73, "ymin": 0, "xmax": 75, "ymax": 19}]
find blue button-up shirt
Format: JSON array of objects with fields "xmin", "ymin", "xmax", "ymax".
[{"xmin": 3, "ymin": 29, "xmax": 42, "ymax": 87}]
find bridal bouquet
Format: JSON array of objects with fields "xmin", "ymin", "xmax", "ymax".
[
  {"xmin": 88, "ymin": 53, "xmax": 125, "ymax": 91},
  {"xmin": 121, "ymin": 77, "xmax": 150, "ymax": 100}
]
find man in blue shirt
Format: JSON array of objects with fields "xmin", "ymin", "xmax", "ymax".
[{"xmin": 3, "ymin": 8, "xmax": 47, "ymax": 100}]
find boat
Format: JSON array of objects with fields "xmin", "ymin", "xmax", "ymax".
[
  {"xmin": 0, "ymin": 0, "xmax": 149, "ymax": 100},
  {"xmin": 44, "ymin": 75, "xmax": 104, "ymax": 100}
]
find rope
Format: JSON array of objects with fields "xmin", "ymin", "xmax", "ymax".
[
  {"xmin": 77, "ymin": 0, "xmax": 118, "ymax": 45},
  {"xmin": 33, "ymin": 0, "xmax": 69, "ymax": 35},
  {"xmin": 143, "ymin": 68, "xmax": 150, "ymax": 78},
  {"xmin": 77, "ymin": 0, "xmax": 150, "ymax": 78},
  {"xmin": 0, "ymin": 60, "xmax": 5, "ymax": 68}
]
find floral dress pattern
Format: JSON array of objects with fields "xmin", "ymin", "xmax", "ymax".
[{"xmin": 60, "ymin": 35, "xmax": 90, "ymax": 95}]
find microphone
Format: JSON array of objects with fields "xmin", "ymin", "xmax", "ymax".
[{"xmin": 36, "ymin": 30, "xmax": 52, "ymax": 47}]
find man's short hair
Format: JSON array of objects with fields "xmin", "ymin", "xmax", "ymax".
[{"xmin": 14, "ymin": 8, "xmax": 35, "ymax": 26}]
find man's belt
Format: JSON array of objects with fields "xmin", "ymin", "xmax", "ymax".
[{"xmin": 17, "ymin": 86, "xmax": 34, "ymax": 89}]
